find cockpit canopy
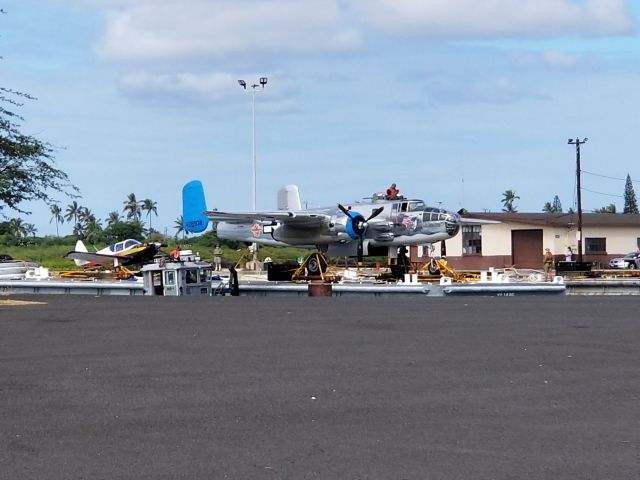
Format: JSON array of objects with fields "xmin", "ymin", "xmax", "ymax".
[
  {"xmin": 393, "ymin": 200, "xmax": 426, "ymax": 212},
  {"xmin": 422, "ymin": 207, "xmax": 450, "ymax": 221},
  {"xmin": 108, "ymin": 239, "xmax": 141, "ymax": 253}
]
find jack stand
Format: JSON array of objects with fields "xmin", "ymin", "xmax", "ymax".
[
  {"xmin": 115, "ymin": 265, "xmax": 135, "ymax": 280},
  {"xmin": 292, "ymin": 252, "xmax": 328, "ymax": 281}
]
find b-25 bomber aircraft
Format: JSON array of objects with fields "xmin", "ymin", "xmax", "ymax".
[{"xmin": 183, "ymin": 180, "xmax": 467, "ymax": 264}]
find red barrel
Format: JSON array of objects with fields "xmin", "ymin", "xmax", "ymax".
[{"xmin": 308, "ymin": 282, "xmax": 333, "ymax": 297}]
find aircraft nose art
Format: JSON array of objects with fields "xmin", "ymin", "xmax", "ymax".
[{"xmin": 445, "ymin": 213, "xmax": 461, "ymax": 235}]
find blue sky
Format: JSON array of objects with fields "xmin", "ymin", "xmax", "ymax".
[{"xmin": 2, "ymin": 0, "xmax": 640, "ymax": 236}]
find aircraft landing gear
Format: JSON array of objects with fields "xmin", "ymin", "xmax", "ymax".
[
  {"xmin": 292, "ymin": 252, "xmax": 328, "ymax": 280},
  {"xmin": 422, "ymin": 243, "xmax": 441, "ymax": 276},
  {"xmin": 427, "ymin": 258, "xmax": 439, "ymax": 275}
]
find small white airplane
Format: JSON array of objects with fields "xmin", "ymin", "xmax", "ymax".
[
  {"xmin": 183, "ymin": 180, "xmax": 477, "ymax": 264},
  {"xmin": 66, "ymin": 239, "xmax": 162, "ymax": 268}
]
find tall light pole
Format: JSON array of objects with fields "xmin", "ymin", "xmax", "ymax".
[
  {"xmin": 568, "ymin": 137, "xmax": 588, "ymax": 264},
  {"xmin": 238, "ymin": 76, "xmax": 268, "ymax": 270}
]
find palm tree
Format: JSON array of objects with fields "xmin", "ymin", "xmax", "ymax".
[
  {"xmin": 23, "ymin": 223, "xmax": 37, "ymax": 237},
  {"xmin": 543, "ymin": 195, "xmax": 562, "ymax": 213},
  {"xmin": 8, "ymin": 218, "xmax": 27, "ymax": 238},
  {"xmin": 594, "ymin": 203, "xmax": 617, "ymax": 213},
  {"xmin": 77, "ymin": 207, "xmax": 89, "ymax": 238},
  {"xmin": 106, "ymin": 211, "xmax": 121, "ymax": 226},
  {"xmin": 141, "ymin": 198, "xmax": 158, "ymax": 232},
  {"xmin": 83, "ymin": 215, "xmax": 103, "ymax": 244},
  {"xmin": 76, "ymin": 207, "xmax": 103, "ymax": 240},
  {"xmin": 123, "ymin": 193, "xmax": 141, "ymax": 221},
  {"xmin": 65, "ymin": 201, "xmax": 81, "ymax": 230},
  {"xmin": 174, "ymin": 215, "xmax": 185, "ymax": 239},
  {"xmin": 78, "ymin": 206, "xmax": 90, "ymax": 223},
  {"xmin": 49, "ymin": 204, "xmax": 64, "ymax": 236},
  {"xmin": 501, "ymin": 190, "xmax": 520, "ymax": 213}
]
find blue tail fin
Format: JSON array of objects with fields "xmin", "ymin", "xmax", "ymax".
[{"xmin": 182, "ymin": 180, "xmax": 209, "ymax": 234}]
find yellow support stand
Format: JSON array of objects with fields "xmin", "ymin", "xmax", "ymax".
[{"xmin": 292, "ymin": 252, "xmax": 329, "ymax": 281}]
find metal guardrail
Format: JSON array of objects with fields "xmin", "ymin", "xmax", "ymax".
[
  {"xmin": 2, "ymin": 276, "xmax": 640, "ymax": 297},
  {"xmin": 0, "ymin": 279, "xmax": 144, "ymax": 296}
]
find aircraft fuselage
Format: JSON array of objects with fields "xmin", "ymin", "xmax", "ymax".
[{"xmin": 214, "ymin": 197, "xmax": 461, "ymax": 255}]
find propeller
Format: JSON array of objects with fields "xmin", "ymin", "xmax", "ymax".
[{"xmin": 337, "ymin": 204, "xmax": 384, "ymax": 264}]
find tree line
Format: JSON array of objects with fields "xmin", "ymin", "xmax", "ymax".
[
  {"xmin": 500, "ymin": 175, "xmax": 639, "ymax": 214},
  {"xmin": 0, "ymin": 194, "xmax": 165, "ymax": 245},
  {"xmin": 48, "ymin": 194, "xmax": 160, "ymax": 241}
]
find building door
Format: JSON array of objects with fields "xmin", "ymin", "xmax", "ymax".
[
  {"xmin": 512, "ymin": 229, "xmax": 543, "ymax": 268},
  {"xmin": 163, "ymin": 270, "xmax": 177, "ymax": 296}
]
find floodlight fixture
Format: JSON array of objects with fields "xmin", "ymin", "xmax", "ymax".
[
  {"xmin": 238, "ymin": 79, "xmax": 246, "ymax": 89},
  {"xmin": 568, "ymin": 137, "xmax": 588, "ymax": 145}
]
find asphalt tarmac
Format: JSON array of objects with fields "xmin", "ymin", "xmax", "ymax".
[{"xmin": 1, "ymin": 295, "xmax": 639, "ymax": 479}]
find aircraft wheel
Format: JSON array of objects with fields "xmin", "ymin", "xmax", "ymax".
[
  {"xmin": 306, "ymin": 255, "xmax": 327, "ymax": 276},
  {"xmin": 427, "ymin": 259, "xmax": 439, "ymax": 275},
  {"xmin": 307, "ymin": 257, "xmax": 320, "ymax": 275}
]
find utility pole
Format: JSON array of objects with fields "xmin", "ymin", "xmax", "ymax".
[{"xmin": 568, "ymin": 137, "xmax": 588, "ymax": 263}]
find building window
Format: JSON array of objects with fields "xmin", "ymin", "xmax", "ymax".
[
  {"xmin": 462, "ymin": 225, "xmax": 482, "ymax": 255},
  {"xmin": 585, "ymin": 237, "xmax": 606, "ymax": 253}
]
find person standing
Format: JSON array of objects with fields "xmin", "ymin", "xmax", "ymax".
[
  {"xmin": 213, "ymin": 245, "xmax": 223, "ymax": 271},
  {"xmin": 543, "ymin": 247, "xmax": 554, "ymax": 281},
  {"xmin": 565, "ymin": 246, "xmax": 573, "ymax": 262}
]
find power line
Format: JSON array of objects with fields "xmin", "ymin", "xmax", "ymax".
[
  {"xmin": 579, "ymin": 170, "xmax": 638, "ymax": 198},
  {"xmin": 581, "ymin": 170, "xmax": 639, "ymax": 183},
  {"xmin": 581, "ymin": 187, "xmax": 624, "ymax": 198}
]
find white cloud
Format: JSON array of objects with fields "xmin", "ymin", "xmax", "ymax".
[
  {"xmin": 117, "ymin": 70, "xmax": 299, "ymax": 112},
  {"xmin": 422, "ymin": 75, "xmax": 548, "ymax": 106},
  {"xmin": 119, "ymin": 71, "xmax": 237, "ymax": 99},
  {"xmin": 542, "ymin": 50, "xmax": 580, "ymax": 68},
  {"xmin": 350, "ymin": 0, "xmax": 634, "ymax": 38},
  {"xmin": 511, "ymin": 50, "xmax": 580, "ymax": 69},
  {"xmin": 97, "ymin": 0, "xmax": 362, "ymax": 61},
  {"xmin": 84, "ymin": 0, "xmax": 634, "ymax": 108}
]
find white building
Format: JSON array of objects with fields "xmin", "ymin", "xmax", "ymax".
[{"xmin": 411, "ymin": 212, "xmax": 640, "ymax": 270}]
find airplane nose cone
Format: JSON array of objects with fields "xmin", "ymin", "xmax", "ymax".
[{"xmin": 445, "ymin": 212, "xmax": 460, "ymax": 236}]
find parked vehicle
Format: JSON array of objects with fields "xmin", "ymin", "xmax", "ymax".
[{"xmin": 609, "ymin": 252, "xmax": 640, "ymax": 269}]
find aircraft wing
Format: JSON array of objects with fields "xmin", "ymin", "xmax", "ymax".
[
  {"xmin": 66, "ymin": 251, "xmax": 126, "ymax": 265},
  {"xmin": 205, "ymin": 210, "xmax": 330, "ymax": 228}
]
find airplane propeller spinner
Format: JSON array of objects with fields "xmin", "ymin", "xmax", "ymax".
[{"xmin": 337, "ymin": 204, "xmax": 384, "ymax": 264}]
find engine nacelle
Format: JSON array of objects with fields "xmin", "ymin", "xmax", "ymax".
[{"xmin": 330, "ymin": 211, "xmax": 366, "ymax": 240}]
